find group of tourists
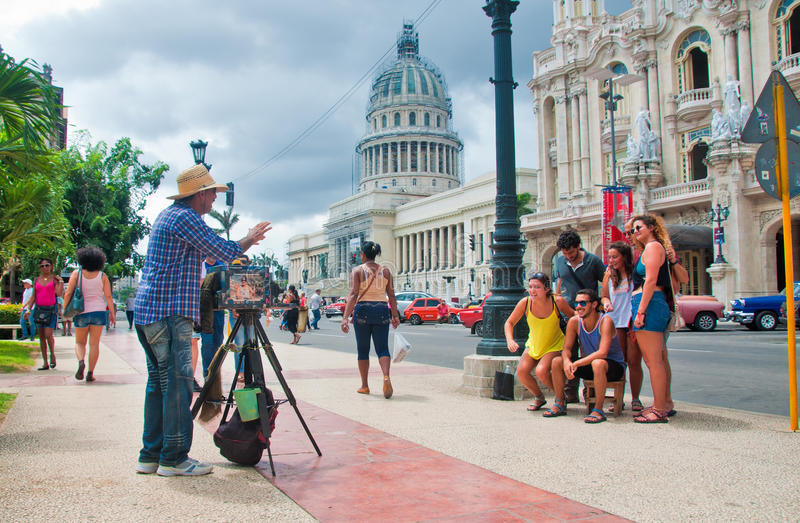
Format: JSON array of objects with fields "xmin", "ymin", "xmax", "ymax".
[{"xmin": 505, "ymin": 216, "xmax": 687, "ymax": 424}]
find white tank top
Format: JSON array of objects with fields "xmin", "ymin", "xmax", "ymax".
[{"xmin": 607, "ymin": 277, "xmax": 632, "ymax": 328}]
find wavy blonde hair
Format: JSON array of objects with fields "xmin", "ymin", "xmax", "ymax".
[{"xmin": 630, "ymin": 214, "xmax": 672, "ymax": 252}]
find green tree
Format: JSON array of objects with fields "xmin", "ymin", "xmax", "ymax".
[
  {"xmin": 59, "ymin": 135, "xmax": 168, "ymax": 277},
  {"xmin": 517, "ymin": 192, "xmax": 535, "ymax": 221},
  {"xmin": 208, "ymin": 208, "xmax": 239, "ymax": 240}
]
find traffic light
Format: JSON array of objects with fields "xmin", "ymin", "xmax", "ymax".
[
  {"xmin": 469, "ymin": 234, "xmax": 475, "ymax": 251},
  {"xmin": 226, "ymin": 182, "xmax": 234, "ymax": 206}
]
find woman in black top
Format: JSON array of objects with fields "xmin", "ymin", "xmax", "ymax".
[{"xmin": 284, "ymin": 285, "xmax": 301, "ymax": 344}]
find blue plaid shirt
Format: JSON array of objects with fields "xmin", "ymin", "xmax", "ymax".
[{"xmin": 134, "ymin": 202, "xmax": 242, "ymax": 325}]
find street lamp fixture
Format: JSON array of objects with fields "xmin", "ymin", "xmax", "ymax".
[
  {"xmin": 405, "ymin": 272, "xmax": 410, "ymax": 291},
  {"xmin": 586, "ymin": 68, "xmax": 643, "ymax": 186},
  {"xmin": 708, "ymin": 204, "xmax": 731, "ymax": 264},
  {"xmin": 190, "ymin": 139, "xmax": 212, "ymax": 170}
]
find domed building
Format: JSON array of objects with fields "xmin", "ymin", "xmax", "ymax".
[
  {"xmin": 356, "ymin": 23, "xmax": 463, "ymax": 194},
  {"xmin": 288, "ymin": 23, "xmax": 538, "ymax": 299}
]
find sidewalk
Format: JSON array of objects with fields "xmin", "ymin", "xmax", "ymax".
[{"xmin": 1, "ymin": 327, "xmax": 798, "ymax": 522}]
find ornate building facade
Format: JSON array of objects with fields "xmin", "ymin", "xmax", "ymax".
[{"xmin": 523, "ymin": 0, "xmax": 800, "ymax": 304}]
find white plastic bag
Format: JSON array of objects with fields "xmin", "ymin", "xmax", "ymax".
[{"xmin": 392, "ymin": 332, "xmax": 412, "ymax": 363}]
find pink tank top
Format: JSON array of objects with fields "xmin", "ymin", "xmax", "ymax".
[
  {"xmin": 80, "ymin": 270, "xmax": 107, "ymax": 313},
  {"xmin": 35, "ymin": 278, "xmax": 57, "ymax": 306}
]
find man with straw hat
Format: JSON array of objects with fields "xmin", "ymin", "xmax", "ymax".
[{"xmin": 133, "ymin": 163, "xmax": 271, "ymax": 477}]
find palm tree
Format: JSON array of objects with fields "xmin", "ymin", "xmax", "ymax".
[
  {"xmin": 516, "ymin": 192, "xmax": 535, "ymax": 221},
  {"xmin": 208, "ymin": 208, "xmax": 239, "ymax": 240}
]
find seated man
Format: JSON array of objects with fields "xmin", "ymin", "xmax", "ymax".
[{"xmin": 551, "ymin": 288, "xmax": 627, "ymax": 423}]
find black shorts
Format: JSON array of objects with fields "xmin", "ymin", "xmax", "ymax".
[{"xmin": 573, "ymin": 359, "xmax": 625, "ymax": 382}]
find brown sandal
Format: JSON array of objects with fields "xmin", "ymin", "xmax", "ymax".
[
  {"xmin": 633, "ymin": 408, "xmax": 668, "ymax": 423},
  {"xmin": 356, "ymin": 386, "xmax": 370, "ymax": 394}
]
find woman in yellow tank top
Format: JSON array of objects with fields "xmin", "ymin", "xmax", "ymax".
[{"xmin": 504, "ymin": 272, "xmax": 574, "ymax": 413}]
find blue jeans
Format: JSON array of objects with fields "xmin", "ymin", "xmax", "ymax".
[
  {"xmin": 135, "ymin": 316, "xmax": 194, "ymax": 466},
  {"xmin": 200, "ymin": 310, "xmax": 225, "ymax": 378},
  {"xmin": 19, "ymin": 310, "xmax": 36, "ymax": 340},
  {"xmin": 310, "ymin": 308, "xmax": 321, "ymax": 329}
]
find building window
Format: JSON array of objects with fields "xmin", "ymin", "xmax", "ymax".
[
  {"xmin": 400, "ymin": 142, "xmax": 408, "ymax": 171},
  {"xmin": 448, "ymin": 181, "xmax": 451, "ymax": 188},
  {"xmin": 409, "ymin": 112, "xmax": 416, "ymax": 126},
  {"xmin": 410, "ymin": 141, "xmax": 418, "ymax": 171},
  {"xmin": 392, "ymin": 179, "xmax": 397, "ymax": 186},
  {"xmin": 424, "ymin": 112, "xmax": 430, "ymax": 126},
  {"xmin": 775, "ymin": 2, "xmax": 800, "ymax": 61},
  {"xmin": 412, "ymin": 178, "xmax": 417, "ymax": 186},
  {"xmin": 690, "ymin": 141, "xmax": 709, "ymax": 180},
  {"xmin": 394, "ymin": 112, "xmax": 401, "ymax": 126},
  {"xmin": 373, "ymin": 118, "xmax": 377, "ymax": 131},
  {"xmin": 676, "ymin": 29, "xmax": 711, "ymax": 93},
  {"xmin": 436, "ymin": 115, "xmax": 441, "ymax": 127},
  {"xmin": 382, "ymin": 114, "xmax": 387, "ymax": 128},
  {"xmin": 432, "ymin": 178, "xmax": 436, "ymax": 187},
  {"xmin": 391, "ymin": 142, "xmax": 398, "ymax": 172}
]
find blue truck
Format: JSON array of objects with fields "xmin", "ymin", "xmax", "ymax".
[{"xmin": 724, "ymin": 282, "xmax": 800, "ymax": 330}]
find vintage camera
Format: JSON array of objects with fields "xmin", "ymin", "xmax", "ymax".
[{"xmin": 208, "ymin": 264, "xmax": 270, "ymax": 310}]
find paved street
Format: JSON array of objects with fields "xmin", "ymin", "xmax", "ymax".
[{"xmin": 286, "ymin": 317, "xmax": 798, "ymax": 416}]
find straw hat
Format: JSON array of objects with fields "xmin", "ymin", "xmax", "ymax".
[{"xmin": 167, "ymin": 164, "xmax": 229, "ymax": 200}]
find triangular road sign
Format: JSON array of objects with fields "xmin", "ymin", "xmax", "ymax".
[
  {"xmin": 754, "ymin": 138, "xmax": 800, "ymax": 200},
  {"xmin": 742, "ymin": 70, "xmax": 800, "ymax": 144}
]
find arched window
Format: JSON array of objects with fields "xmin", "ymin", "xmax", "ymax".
[
  {"xmin": 775, "ymin": 0, "xmax": 800, "ymax": 61},
  {"xmin": 676, "ymin": 29, "xmax": 711, "ymax": 93},
  {"xmin": 424, "ymin": 112, "xmax": 430, "ymax": 126},
  {"xmin": 394, "ymin": 112, "xmax": 401, "ymax": 126},
  {"xmin": 409, "ymin": 112, "xmax": 416, "ymax": 126},
  {"xmin": 382, "ymin": 114, "xmax": 387, "ymax": 128}
]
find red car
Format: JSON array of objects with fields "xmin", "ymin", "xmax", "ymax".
[
  {"xmin": 324, "ymin": 298, "xmax": 347, "ymax": 318},
  {"xmin": 676, "ymin": 295, "xmax": 725, "ymax": 332},
  {"xmin": 458, "ymin": 293, "xmax": 491, "ymax": 335},
  {"xmin": 404, "ymin": 297, "xmax": 448, "ymax": 325}
]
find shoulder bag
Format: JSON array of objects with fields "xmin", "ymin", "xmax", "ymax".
[
  {"xmin": 63, "ymin": 269, "xmax": 85, "ymax": 320},
  {"xmin": 549, "ymin": 296, "xmax": 568, "ymax": 333},
  {"xmin": 666, "ymin": 265, "xmax": 685, "ymax": 332}
]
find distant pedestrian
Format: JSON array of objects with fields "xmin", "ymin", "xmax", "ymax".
[
  {"xmin": 63, "ymin": 247, "xmax": 115, "ymax": 382},
  {"xmin": 284, "ymin": 285, "xmax": 301, "ymax": 344},
  {"xmin": 340, "ymin": 241, "xmax": 401, "ymax": 398},
  {"xmin": 133, "ymin": 163, "xmax": 271, "ymax": 476},
  {"xmin": 23, "ymin": 258, "xmax": 63, "ymax": 370},
  {"xmin": 554, "ymin": 230, "xmax": 605, "ymax": 403},
  {"xmin": 125, "ymin": 292, "xmax": 136, "ymax": 330},
  {"xmin": 308, "ymin": 289, "xmax": 322, "ymax": 330},
  {"xmin": 504, "ymin": 272, "xmax": 574, "ymax": 414},
  {"xmin": 19, "ymin": 279, "xmax": 36, "ymax": 341}
]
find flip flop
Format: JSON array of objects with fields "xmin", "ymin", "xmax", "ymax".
[
  {"xmin": 667, "ymin": 409, "xmax": 677, "ymax": 417},
  {"xmin": 527, "ymin": 396, "xmax": 546, "ymax": 411},
  {"xmin": 584, "ymin": 408, "xmax": 607, "ymax": 424}
]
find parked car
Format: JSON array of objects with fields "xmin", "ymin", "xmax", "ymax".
[
  {"xmin": 395, "ymin": 291, "xmax": 434, "ymax": 320},
  {"xmin": 676, "ymin": 295, "xmax": 725, "ymax": 332},
  {"xmin": 324, "ymin": 298, "xmax": 347, "ymax": 318},
  {"xmin": 404, "ymin": 297, "xmax": 447, "ymax": 325},
  {"xmin": 458, "ymin": 293, "xmax": 491, "ymax": 336},
  {"xmin": 725, "ymin": 282, "xmax": 800, "ymax": 330}
]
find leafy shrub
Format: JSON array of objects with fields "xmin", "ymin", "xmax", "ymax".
[{"xmin": 0, "ymin": 305, "xmax": 23, "ymax": 340}]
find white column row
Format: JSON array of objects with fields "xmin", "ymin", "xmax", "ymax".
[
  {"xmin": 362, "ymin": 141, "xmax": 458, "ymax": 178},
  {"xmin": 395, "ymin": 223, "xmax": 465, "ymax": 273}
]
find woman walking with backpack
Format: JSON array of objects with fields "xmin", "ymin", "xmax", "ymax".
[{"xmin": 340, "ymin": 242, "xmax": 400, "ymax": 398}]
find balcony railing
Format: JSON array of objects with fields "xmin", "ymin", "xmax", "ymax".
[
  {"xmin": 675, "ymin": 87, "xmax": 714, "ymax": 121},
  {"xmin": 649, "ymin": 178, "xmax": 710, "ymax": 203}
]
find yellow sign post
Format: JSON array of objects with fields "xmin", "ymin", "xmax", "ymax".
[{"xmin": 773, "ymin": 79, "xmax": 798, "ymax": 431}]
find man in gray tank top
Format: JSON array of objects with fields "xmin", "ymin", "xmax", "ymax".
[{"xmin": 550, "ymin": 289, "xmax": 626, "ymax": 424}]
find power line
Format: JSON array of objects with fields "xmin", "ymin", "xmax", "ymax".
[{"xmin": 233, "ymin": 0, "xmax": 446, "ymax": 183}]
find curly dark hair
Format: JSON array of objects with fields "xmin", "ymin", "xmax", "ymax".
[
  {"xmin": 556, "ymin": 230, "xmax": 582, "ymax": 250},
  {"xmin": 76, "ymin": 246, "xmax": 107, "ymax": 272}
]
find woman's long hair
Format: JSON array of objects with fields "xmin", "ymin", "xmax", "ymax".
[
  {"xmin": 607, "ymin": 241, "xmax": 633, "ymax": 288},
  {"xmin": 630, "ymin": 214, "xmax": 672, "ymax": 253}
]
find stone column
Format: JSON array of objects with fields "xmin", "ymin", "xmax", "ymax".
[
  {"xmin": 422, "ymin": 229, "xmax": 429, "ymax": 270},
  {"xmin": 646, "ymin": 60, "xmax": 662, "ymax": 140},
  {"xmin": 440, "ymin": 226, "xmax": 448, "ymax": 267},
  {"xmin": 555, "ymin": 94, "xmax": 570, "ymax": 199},
  {"xmin": 402, "ymin": 235, "xmax": 408, "ymax": 273},
  {"xmin": 570, "ymin": 95, "xmax": 581, "ymax": 193},
  {"xmin": 738, "ymin": 22, "xmax": 754, "ymax": 104},
  {"xmin": 578, "ymin": 89, "xmax": 590, "ymax": 191},
  {"xmin": 395, "ymin": 237, "xmax": 401, "ymax": 271},
  {"xmin": 456, "ymin": 222, "xmax": 464, "ymax": 266},
  {"xmin": 724, "ymin": 28, "xmax": 738, "ymax": 82},
  {"xmin": 417, "ymin": 232, "xmax": 424, "ymax": 272}
]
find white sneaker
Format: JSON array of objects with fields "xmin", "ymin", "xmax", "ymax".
[
  {"xmin": 135, "ymin": 461, "xmax": 158, "ymax": 474},
  {"xmin": 156, "ymin": 457, "xmax": 213, "ymax": 477}
]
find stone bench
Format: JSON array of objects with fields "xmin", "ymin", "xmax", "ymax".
[{"xmin": 0, "ymin": 324, "xmax": 22, "ymax": 339}]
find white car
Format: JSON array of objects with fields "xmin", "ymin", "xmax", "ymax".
[{"xmin": 394, "ymin": 291, "xmax": 434, "ymax": 320}]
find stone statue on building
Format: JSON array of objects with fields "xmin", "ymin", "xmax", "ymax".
[
  {"xmin": 642, "ymin": 129, "xmax": 659, "ymax": 161},
  {"xmin": 739, "ymin": 99, "xmax": 752, "ymax": 132},
  {"xmin": 625, "ymin": 133, "xmax": 640, "ymax": 163},
  {"xmin": 635, "ymin": 107, "xmax": 652, "ymax": 142},
  {"xmin": 711, "ymin": 109, "xmax": 731, "ymax": 142},
  {"xmin": 724, "ymin": 74, "xmax": 741, "ymax": 136}
]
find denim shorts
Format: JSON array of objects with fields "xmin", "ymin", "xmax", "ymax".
[
  {"xmin": 73, "ymin": 310, "xmax": 109, "ymax": 328},
  {"xmin": 631, "ymin": 291, "xmax": 671, "ymax": 332}
]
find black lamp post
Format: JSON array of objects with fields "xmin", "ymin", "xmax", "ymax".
[
  {"xmin": 477, "ymin": 0, "xmax": 526, "ymax": 356},
  {"xmin": 708, "ymin": 204, "xmax": 730, "ymax": 264},
  {"xmin": 405, "ymin": 273, "xmax": 410, "ymax": 291},
  {"xmin": 190, "ymin": 139, "xmax": 211, "ymax": 170}
]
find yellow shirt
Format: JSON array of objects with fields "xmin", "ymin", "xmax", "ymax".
[{"xmin": 524, "ymin": 298, "xmax": 565, "ymax": 360}]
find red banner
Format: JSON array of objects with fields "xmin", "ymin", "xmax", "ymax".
[{"xmin": 601, "ymin": 187, "xmax": 633, "ymax": 264}]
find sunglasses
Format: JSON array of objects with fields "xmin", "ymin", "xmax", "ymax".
[
  {"xmin": 40, "ymin": 263, "xmax": 51, "ymax": 267},
  {"xmin": 575, "ymin": 300, "xmax": 591, "ymax": 307},
  {"xmin": 626, "ymin": 225, "xmax": 645, "ymax": 236}
]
